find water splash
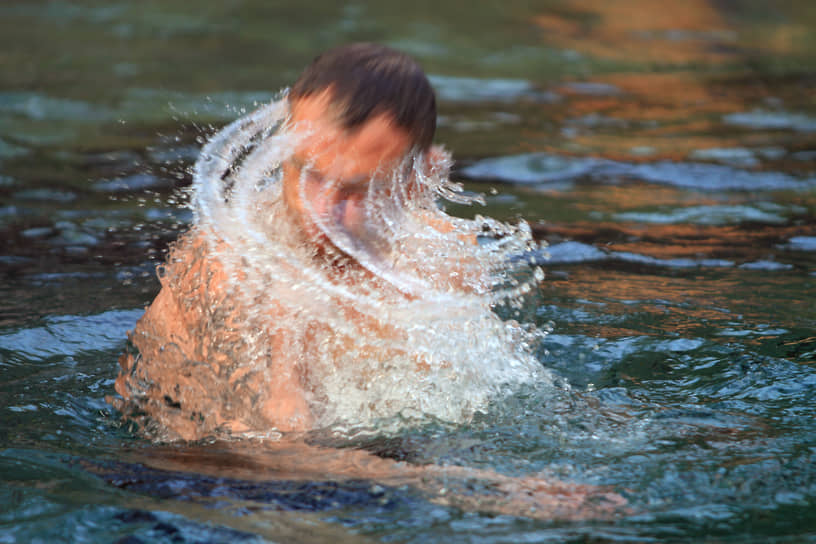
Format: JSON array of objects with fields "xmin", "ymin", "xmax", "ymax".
[{"xmin": 175, "ymin": 96, "xmax": 549, "ymax": 433}]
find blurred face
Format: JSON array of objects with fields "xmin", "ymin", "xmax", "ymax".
[{"xmin": 282, "ymin": 91, "xmax": 414, "ymax": 248}]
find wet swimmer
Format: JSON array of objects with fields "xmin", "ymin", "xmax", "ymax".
[
  {"xmin": 109, "ymin": 43, "xmax": 626, "ymax": 520},
  {"xmin": 112, "ymin": 43, "xmax": 545, "ymax": 441}
]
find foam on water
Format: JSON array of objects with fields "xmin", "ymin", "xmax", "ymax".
[{"xmin": 187, "ymin": 96, "xmax": 548, "ymax": 433}]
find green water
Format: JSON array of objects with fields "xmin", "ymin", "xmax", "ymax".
[{"xmin": 1, "ymin": 1, "xmax": 815, "ymax": 542}]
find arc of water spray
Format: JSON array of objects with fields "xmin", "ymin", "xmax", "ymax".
[
  {"xmin": 191, "ymin": 98, "xmax": 388, "ymax": 312},
  {"xmin": 191, "ymin": 97, "xmax": 544, "ymax": 318}
]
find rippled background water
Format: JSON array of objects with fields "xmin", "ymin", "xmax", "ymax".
[{"xmin": 1, "ymin": 1, "xmax": 815, "ymax": 542}]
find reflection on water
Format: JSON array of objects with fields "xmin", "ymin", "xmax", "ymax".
[
  {"xmin": 1, "ymin": 0, "xmax": 815, "ymax": 542},
  {"xmin": 536, "ymin": 0, "xmax": 735, "ymax": 64}
]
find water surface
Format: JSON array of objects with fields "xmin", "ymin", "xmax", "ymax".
[{"xmin": 1, "ymin": 1, "xmax": 815, "ymax": 542}]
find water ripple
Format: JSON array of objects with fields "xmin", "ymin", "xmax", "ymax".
[
  {"xmin": 461, "ymin": 153, "xmax": 816, "ymax": 192},
  {"xmin": 0, "ymin": 309, "xmax": 142, "ymax": 362}
]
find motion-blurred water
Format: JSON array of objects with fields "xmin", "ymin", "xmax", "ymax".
[{"xmin": 1, "ymin": 1, "xmax": 814, "ymax": 542}]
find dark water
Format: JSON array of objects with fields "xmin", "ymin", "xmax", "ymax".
[{"xmin": 1, "ymin": 1, "xmax": 815, "ymax": 542}]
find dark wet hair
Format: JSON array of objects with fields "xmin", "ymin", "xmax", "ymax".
[{"xmin": 290, "ymin": 43, "xmax": 436, "ymax": 150}]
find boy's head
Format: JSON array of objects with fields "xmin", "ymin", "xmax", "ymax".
[
  {"xmin": 283, "ymin": 43, "xmax": 438, "ymax": 250},
  {"xmin": 290, "ymin": 42, "xmax": 436, "ymax": 151}
]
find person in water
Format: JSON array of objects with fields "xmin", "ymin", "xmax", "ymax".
[
  {"xmin": 111, "ymin": 43, "xmax": 624, "ymax": 519},
  {"xmin": 114, "ymin": 43, "xmax": 482, "ymax": 440}
]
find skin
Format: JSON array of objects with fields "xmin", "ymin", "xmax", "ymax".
[{"xmin": 282, "ymin": 90, "xmax": 415, "ymax": 249}]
